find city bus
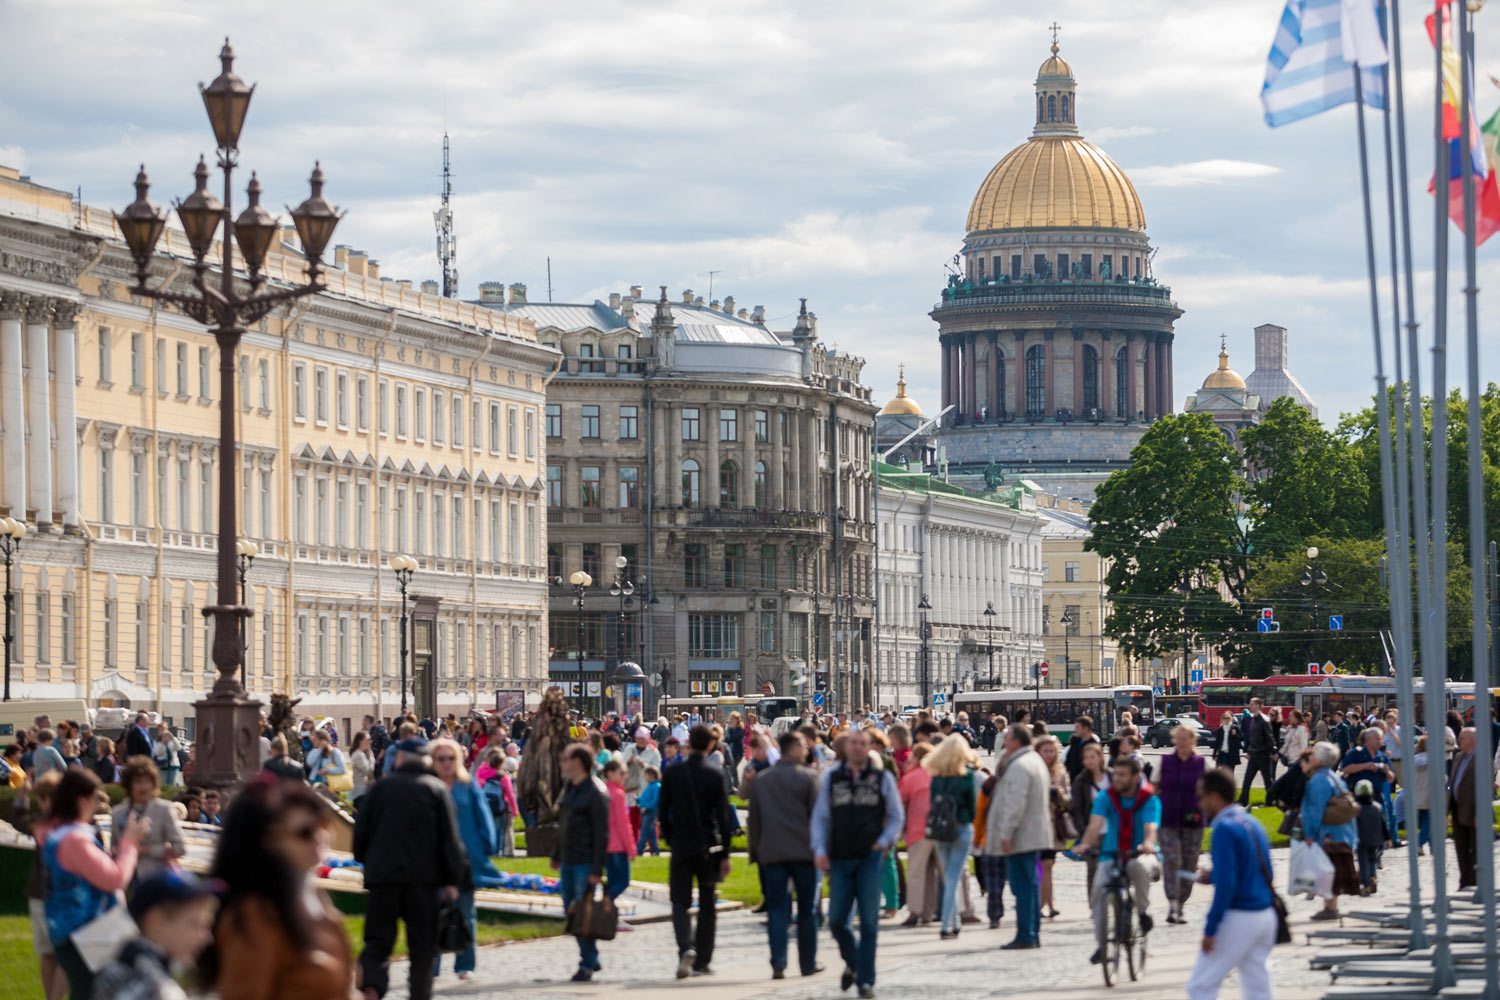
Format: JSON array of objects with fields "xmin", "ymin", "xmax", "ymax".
[
  {"xmin": 953, "ymin": 687, "xmax": 1140, "ymax": 742},
  {"xmin": 1114, "ymin": 686, "xmax": 1157, "ymax": 726},
  {"xmin": 1293, "ymin": 676, "xmax": 1492, "ymax": 722},
  {"xmin": 1197, "ymin": 674, "xmax": 1328, "ymax": 724}
]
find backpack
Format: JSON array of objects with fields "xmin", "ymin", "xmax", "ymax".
[
  {"xmin": 926, "ymin": 780, "xmax": 961, "ymax": 842},
  {"xmin": 482, "ymin": 776, "xmax": 511, "ymax": 828}
]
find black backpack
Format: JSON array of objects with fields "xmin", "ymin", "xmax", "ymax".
[{"xmin": 926, "ymin": 783, "xmax": 960, "ymax": 842}]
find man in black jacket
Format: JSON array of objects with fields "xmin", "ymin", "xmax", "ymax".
[
  {"xmin": 555, "ymin": 742, "xmax": 609, "ymax": 981},
  {"xmin": 659, "ymin": 724, "xmax": 738, "ymax": 979},
  {"xmin": 1238, "ymin": 698, "xmax": 1277, "ymax": 807},
  {"xmin": 124, "ymin": 711, "xmax": 154, "ymax": 761},
  {"xmin": 354, "ymin": 736, "xmax": 465, "ymax": 1000},
  {"xmin": 1063, "ymin": 716, "xmax": 1100, "ymax": 780}
]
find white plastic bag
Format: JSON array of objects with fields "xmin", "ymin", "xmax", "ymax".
[{"xmin": 1289, "ymin": 839, "xmax": 1334, "ymax": 899}]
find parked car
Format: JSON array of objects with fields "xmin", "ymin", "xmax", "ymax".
[{"xmin": 1145, "ymin": 716, "xmax": 1213, "ymax": 749}]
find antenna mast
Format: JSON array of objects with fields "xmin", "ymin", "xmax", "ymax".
[{"xmin": 435, "ymin": 132, "xmax": 458, "ymax": 298}]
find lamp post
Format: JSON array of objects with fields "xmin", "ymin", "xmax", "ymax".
[
  {"xmin": 114, "ymin": 40, "xmax": 340, "ymax": 786},
  {"xmin": 918, "ymin": 593, "xmax": 932, "ymax": 708},
  {"xmin": 0, "ymin": 517, "xmax": 27, "ymax": 702},
  {"xmin": 1060, "ymin": 608, "xmax": 1074, "ymax": 690},
  {"xmin": 1300, "ymin": 545, "xmax": 1329, "ymax": 669},
  {"xmin": 983, "ymin": 601, "xmax": 996, "ymax": 687},
  {"xmin": 560, "ymin": 570, "xmax": 593, "ymax": 717},
  {"xmin": 390, "ymin": 555, "xmax": 416, "ymax": 715},
  {"xmin": 609, "ymin": 555, "xmax": 635, "ymax": 674},
  {"xmin": 235, "ymin": 539, "xmax": 258, "ymax": 690}
]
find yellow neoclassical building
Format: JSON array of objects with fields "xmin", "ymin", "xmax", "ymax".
[{"xmin": 0, "ymin": 164, "xmax": 557, "ymax": 732}]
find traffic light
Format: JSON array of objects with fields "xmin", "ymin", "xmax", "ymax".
[{"xmin": 815, "ymin": 670, "xmax": 828, "ymax": 691}]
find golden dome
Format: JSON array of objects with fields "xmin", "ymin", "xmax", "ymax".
[
  {"xmin": 879, "ymin": 366, "xmax": 923, "ymax": 416},
  {"xmin": 1038, "ymin": 41, "xmax": 1073, "ymax": 79},
  {"xmin": 967, "ymin": 136, "xmax": 1145, "ymax": 232},
  {"xmin": 1202, "ymin": 343, "xmax": 1246, "ymax": 390}
]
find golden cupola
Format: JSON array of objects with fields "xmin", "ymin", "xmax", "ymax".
[
  {"xmin": 879, "ymin": 366, "xmax": 923, "ymax": 416},
  {"xmin": 1201, "ymin": 341, "xmax": 1247, "ymax": 390},
  {"xmin": 966, "ymin": 41, "xmax": 1145, "ymax": 233}
]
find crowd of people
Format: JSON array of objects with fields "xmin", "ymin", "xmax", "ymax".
[{"xmin": 3, "ymin": 694, "xmax": 1497, "ymax": 1000}]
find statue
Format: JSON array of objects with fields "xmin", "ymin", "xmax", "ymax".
[
  {"xmin": 516, "ymin": 686, "xmax": 572, "ymax": 857},
  {"xmin": 984, "ymin": 461, "xmax": 1005, "ymax": 490},
  {"xmin": 1100, "ymin": 257, "xmax": 1111, "ymax": 280},
  {"xmin": 266, "ymin": 693, "xmax": 305, "ymax": 763},
  {"xmin": 1035, "ymin": 257, "xmax": 1051, "ymax": 280},
  {"xmin": 1071, "ymin": 260, "xmax": 1084, "ymax": 279}
]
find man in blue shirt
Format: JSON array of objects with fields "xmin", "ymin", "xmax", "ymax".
[
  {"xmin": 1071, "ymin": 754, "xmax": 1162, "ymax": 965},
  {"xmin": 1186, "ymin": 768, "xmax": 1277, "ymax": 999},
  {"xmin": 1339, "ymin": 726, "xmax": 1400, "ymax": 848}
]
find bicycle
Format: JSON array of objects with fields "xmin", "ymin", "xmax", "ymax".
[{"xmin": 1069, "ymin": 848, "xmax": 1149, "ymax": 987}]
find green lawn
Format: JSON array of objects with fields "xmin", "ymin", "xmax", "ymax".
[
  {"xmin": 494, "ymin": 854, "xmax": 764, "ymax": 906},
  {"xmin": 0, "ymin": 916, "xmax": 41, "ymax": 1000},
  {"xmin": 342, "ymin": 911, "xmax": 559, "ymax": 958}
]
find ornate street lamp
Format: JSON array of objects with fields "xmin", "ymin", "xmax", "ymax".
[
  {"xmin": 609, "ymin": 555, "xmax": 636, "ymax": 673},
  {"xmin": 114, "ymin": 40, "xmax": 340, "ymax": 786},
  {"xmin": 235, "ymin": 539, "xmax": 258, "ymax": 690},
  {"xmin": 918, "ymin": 593, "xmax": 932, "ymax": 708},
  {"xmin": 1300, "ymin": 545, "xmax": 1330, "ymax": 669},
  {"xmin": 0, "ymin": 517, "xmax": 27, "ymax": 702},
  {"xmin": 558, "ymin": 571, "xmax": 593, "ymax": 716},
  {"xmin": 983, "ymin": 601, "xmax": 997, "ymax": 687},
  {"xmin": 390, "ymin": 555, "xmax": 416, "ymax": 716},
  {"xmin": 1060, "ymin": 608, "xmax": 1074, "ymax": 690}
]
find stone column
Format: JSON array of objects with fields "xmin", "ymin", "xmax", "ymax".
[
  {"xmin": 1156, "ymin": 339, "xmax": 1168, "ymax": 418},
  {"xmin": 1126, "ymin": 333, "xmax": 1138, "ymax": 420},
  {"xmin": 1142, "ymin": 333, "xmax": 1155, "ymax": 420},
  {"xmin": 705, "ymin": 407, "xmax": 719, "ymax": 508},
  {"xmin": 1012, "ymin": 331, "xmax": 1025, "ymax": 418},
  {"xmin": 1, "ymin": 293, "xmax": 25, "ymax": 517},
  {"xmin": 805, "ymin": 411, "xmax": 819, "ymax": 514},
  {"xmin": 940, "ymin": 339, "xmax": 951, "ymax": 411},
  {"xmin": 26, "ymin": 297, "xmax": 53, "ymax": 525},
  {"xmin": 1164, "ymin": 335, "xmax": 1174, "ymax": 415},
  {"xmin": 666, "ymin": 402, "xmax": 680, "ymax": 506},
  {"xmin": 769, "ymin": 405, "xmax": 784, "ymax": 508},
  {"xmin": 990, "ymin": 331, "xmax": 1002, "ymax": 418},
  {"xmin": 53, "ymin": 302, "xmax": 80, "ymax": 529},
  {"xmin": 1100, "ymin": 333, "xmax": 1113, "ymax": 419},
  {"xmin": 787, "ymin": 408, "xmax": 801, "ymax": 510},
  {"xmin": 1043, "ymin": 331, "xmax": 1056, "ymax": 417}
]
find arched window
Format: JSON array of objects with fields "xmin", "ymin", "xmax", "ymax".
[
  {"xmin": 1026, "ymin": 344, "xmax": 1047, "ymax": 416},
  {"xmin": 1061, "ymin": 95, "xmax": 1070, "ymax": 122},
  {"xmin": 1082, "ymin": 345, "xmax": 1100, "ymax": 412},
  {"xmin": 719, "ymin": 460, "xmax": 738, "ymax": 509},
  {"xmin": 753, "ymin": 460, "xmax": 767, "ymax": 508},
  {"xmin": 1115, "ymin": 349, "xmax": 1129, "ymax": 419},
  {"xmin": 681, "ymin": 459, "xmax": 700, "ymax": 508},
  {"xmin": 1047, "ymin": 94, "xmax": 1057, "ymax": 122},
  {"xmin": 1037, "ymin": 94, "xmax": 1044, "ymax": 123}
]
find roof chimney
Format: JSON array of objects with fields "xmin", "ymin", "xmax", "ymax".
[
  {"xmin": 420, "ymin": 279, "xmax": 440, "ymax": 295},
  {"xmin": 737, "ymin": 308, "xmax": 748, "ymax": 319},
  {"xmin": 751, "ymin": 305, "xmax": 765, "ymax": 324},
  {"xmin": 609, "ymin": 292, "xmax": 621, "ymax": 310},
  {"xmin": 682, "ymin": 289, "xmax": 694, "ymax": 304},
  {"xmin": 334, "ymin": 245, "xmax": 350, "ymax": 270},
  {"xmin": 508, "ymin": 282, "xmax": 527, "ymax": 304},
  {"xmin": 709, "ymin": 299, "xmax": 720, "ymax": 311},
  {"xmin": 723, "ymin": 295, "xmax": 734, "ymax": 315},
  {"xmin": 791, "ymin": 298, "xmax": 813, "ymax": 338},
  {"xmin": 346, "ymin": 250, "xmax": 368, "ymax": 277},
  {"xmin": 367, "ymin": 260, "xmax": 381, "ymax": 281},
  {"xmin": 694, "ymin": 295, "xmax": 704, "ymax": 305},
  {"xmin": 478, "ymin": 281, "xmax": 505, "ymax": 303},
  {"xmin": 629, "ymin": 285, "xmax": 643, "ymax": 299},
  {"xmin": 396, "ymin": 279, "xmax": 412, "ymax": 289}
]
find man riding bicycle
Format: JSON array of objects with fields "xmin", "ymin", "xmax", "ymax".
[{"xmin": 1071, "ymin": 754, "xmax": 1162, "ymax": 964}]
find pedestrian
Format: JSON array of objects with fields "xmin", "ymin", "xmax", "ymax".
[
  {"xmin": 811, "ymin": 726, "xmax": 903, "ymax": 998},
  {"xmin": 621, "ymin": 726, "xmax": 661, "ymax": 843},
  {"xmin": 1352, "ymin": 779, "xmax": 1389, "ymax": 894},
  {"xmin": 1073, "ymin": 754, "xmax": 1162, "ymax": 965},
  {"xmin": 1300, "ymin": 741, "xmax": 1360, "ymax": 920},
  {"xmin": 1448, "ymin": 727, "xmax": 1480, "ymax": 889},
  {"xmin": 1070, "ymin": 741, "xmax": 1109, "ymax": 892},
  {"xmin": 476, "ymin": 746, "xmax": 519, "ymax": 856},
  {"xmin": 42, "ymin": 767, "xmax": 147, "ymax": 1000},
  {"xmin": 200, "ymin": 788, "xmax": 223, "ymax": 828},
  {"xmin": 658, "ymin": 724, "xmax": 738, "ymax": 978},
  {"xmin": 634, "ymin": 766, "xmax": 662, "ymax": 856},
  {"xmin": 1037, "ymin": 735, "xmax": 1072, "ymax": 919},
  {"xmin": 92, "ymin": 870, "xmax": 219, "ymax": 1000},
  {"xmin": 1405, "ymin": 734, "xmax": 1432, "ymax": 853},
  {"xmin": 1313, "ymin": 713, "xmax": 1330, "ymax": 745},
  {"xmin": 747, "ymin": 730, "xmax": 823, "ymax": 980},
  {"xmin": 15, "ymin": 769, "xmax": 66, "ymax": 1000},
  {"xmin": 1268, "ymin": 748, "xmax": 1311, "ymax": 837},
  {"xmin": 1212, "ymin": 711, "xmax": 1242, "ymax": 771},
  {"xmin": 1329, "ymin": 711, "xmax": 1351, "ymax": 757},
  {"xmin": 429, "ymin": 737, "xmax": 502, "ymax": 982},
  {"xmin": 32, "ymin": 729, "xmax": 66, "ymax": 782},
  {"xmin": 985, "ymin": 723, "xmax": 1053, "ymax": 950},
  {"xmin": 90, "ymin": 738, "xmax": 120, "ymax": 785},
  {"xmin": 1281, "ymin": 710, "xmax": 1309, "ymax": 769},
  {"xmin": 306, "ymin": 730, "xmax": 350, "ymax": 794},
  {"xmin": 1063, "ymin": 716, "xmax": 1100, "ymax": 781},
  {"xmin": 353, "ymin": 736, "xmax": 466, "ymax": 1000},
  {"xmin": 601, "ymin": 758, "xmax": 636, "ymax": 914},
  {"xmin": 1184, "ymin": 768, "xmax": 1278, "ymax": 1000},
  {"xmin": 124, "ymin": 712, "xmax": 154, "ymax": 762},
  {"xmin": 923, "ymin": 732, "xmax": 978, "ymax": 939},
  {"xmin": 112, "ymin": 757, "xmax": 186, "ymax": 883},
  {"xmin": 1339, "ymin": 726, "xmax": 1399, "ymax": 850},
  {"xmin": 554, "ymin": 741, "xmax": 609, "ymax": 982},
  {"xmin": 898, "ymin": 743, "xmax": 938, "ymax": 926},
  {"xmin": 151, "ymin": 723, "xmax": 182, "ymax": 788},
  {"xmin": 1238, "ymin": 698, "xmax": 1277, "ymax": 806},
  {"xmin": 1160, "ymin": 722, "xmax": 1206, "ymax": 924},
  {"xmin": 349, "ymin": 732, "xmax": 376, "ymax": 806}
]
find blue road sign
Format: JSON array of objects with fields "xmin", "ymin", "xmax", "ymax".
[
  {"xmin": 1152, "ymin": 686, "xmax": 1165, "ymax": 697},
  {"xmin": 1190, "ymin": 668, "xmax": 1204, "ymax": 684},
  {"xmin": 812, "ymin": 691, "xmax": 825, "ymax": 708},
  {"xmin": 1257, "ymin": 619, "xmax": 1273, "ymax": 633},
  {"xmin": 1329, "ymin": 615, "xmax": 1343, "ymax": 631},
  {"xmin": 932, "ymin": 692, "xmax": 947, "ymax": 706}
]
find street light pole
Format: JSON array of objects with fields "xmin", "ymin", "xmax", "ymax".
[
  {"xmin": 918, "ymin": 594, "xmax": 932, "ymax": 708},
  {"xmin": 1301, "ymin": 545, "xmax": 1329, "ymax": 670},
  {"xmin": 390, "ymin": 555, "xmax": 416, "ymax": 716},
  {"xmin": 0, "ymin": 517, "xmax": 26, "ymax": 702},
  {"xmin": 560, "ymin": 570, "xmax": 593, "ymax": 717},
  {"xmin": 1060, "ymin": 608, "xmax": 1073, "ymax": 690},
  {"xmin": 114, "ymin": 40, "xmax": 340, "ymax": 786},
  {"xmin": 610, "ymin": 555, "xmax": 635, "ymax": 713},
  {"xmin": 235, "ymin": 539, "xmax": 258, "ymax": 691},
  {"xmin": 983, "ymin": 601, "xmax": 996, "ymax": 687}
]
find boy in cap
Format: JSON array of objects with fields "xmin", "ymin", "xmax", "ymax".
[
  {"xmin": 1353, "ymin": 778, "xmax": 1390, "ymax": 894},
  {"xmin": 93, "ymin": 870, "xmax": 219, "ymax": 1000}
]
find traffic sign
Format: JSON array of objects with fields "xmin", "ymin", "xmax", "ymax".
[
  {"xmin": 1039, "ymin": 662, "xmax": 1050, "ymax": 679},
  {"xmin": 1190, "ymin": 668, "xmax": 1204, "ymax": 684},
  {"xmin": 1261, "ymin": 607, "xmax": 1275, "ymax": 619},
  {"xmin": 1189, "ymin": 682, "xmax": 1202, "ymax": 694},
  {"xmin": 1152, "ymin": 686, "xmax": 1165, "ymax": 697},
  {"xmin": 1322, "ymin": 661, "xmax": 1337, "ymax": 674},
  {"xmin": 932, "ymin": 692, "xmax": 947, "ymax": 706},
  {"xmin": 1329, "ymin": 615, "xmax": 1343, "ymax": 631},
  {"xmin": 812, "ymin": 691, "xmax": 825, "ymax": 708},
  {"xmin": 1307, "ymin": 662, "xmax": 1320, "ymax": 675},
  {"xmin": 1257, "ymin": 619, "xmax": 1281, "ymax": 633}
]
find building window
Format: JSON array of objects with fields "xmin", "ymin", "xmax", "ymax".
[
  {"xmin": 507, "ymin": 405, "xmax": 519, "ymax": 454},
  {"xmin": 393, "ymin": 486, "xmax": 408, "ymax": 552},
  {"xmin": 433, "ymin": 492, "xmax": 446, "ymax": 556},
  {"xmin": 1081, "ymin": 253, "xmax": 1093, "ymax": 278},
  {"xmin": 754, "ymin": 410, "xmax": 768, "ymax": 443},
  {"xmin": 681, "ymin": 460, "xmax": 700, "ymax": 508},
  {"xmin": 759, "ymin": 611, "xmax": 777, "ymax": 653},
  {"xmin": 753, "ymin": 461, "xmax": 767, "ymax": 508},
  {"xmin": 619, "ymin": 467, "xmax": 639, "ymax": 508},
  {"xmin": 414, "ymin": 387, "xmax": 427, "ymax": 440},
  {"xmin": 527, "ymin": 505, "xmax": 537, "ymax": 563},
  {"xmin": 580, "ymin": 466, "xmax": 601, "ymax": 508},
  {"xmin": 452, "ymin": 395, "xmax": 465, "ymax": 447},
  {"xmin": 175, "ymin": 342, "xmax": 188, "ymax": 395},
  {"xmin": 314, "ymin": 367, "xmax": 329, "ymax": 424},
  {"xmin": 1047, "ymin": 93, "xmax": 1057, "ymax": 121},
  {"xmin": 34, "ymin": 593, "xmax": 49, "ymax": 663},
  {"xmin": 545, "ymin": 403, "xmax": 562, "ymax": 438},
  {"xmin": 293, "ymin": 473, "xmax": 308, "ymax": 542},
  {"xmin": 683, "ymin": 544, "xmax": 705, "ymax": 587},
  {"xmin": 1081, "ymin": 345, "xmax": 1100, "ymax": 412},
  {"xmin": 1056, "ymin": 252, "xmax": 1069, "ymax": 278},
  {"xmin": 378, "ymin": 380, "xmax": 389, "ymax": 434},
  {"xmin": 546, "ymin": 466, "xmax": 563, "ymax": 507},
  {"xmin": 1065, "ymin": 604, "xmax": 1081, "ymax": 637},
  {"xmin": 488, "ymin": 500, "xmax": 502, "ymax": 561},
  {"xmin": 259, "ymin": 469, "xmax": 272, "ymax": 538},
  {"xmin": 292, "ymin": 363, "xmax": 307, "ymax": 420},
  {"xmin": 719, "ymin": 409, "xmax": 737, "ymax": 442},
  {"xmin": 396, "ymin": 385, "xmax": 409, "ymax": 437},
  {"xmin": 788, "ymin": 615, "xmax": 806, "ymax": 658},
  {"xmin": 547, "ymin": 543, "xmax": 562, "ymax": 579},
  {"xmin": 413, "ymin": 492, "xmax": 427, "ymax": 555},
  {"xmin": 135, "ymin": 600, "xmax": 148, "ymax": 672},
  {"xmin": 582, "ymin": 543, "xmax": 601, "ymax": 580},
  {"xmin": 580, "ymin": 405, "xmax": 600, "ymax": 439},
  {"xmin": 509, "ymin": 501, "xmax": 520, "ymax": 561},
  {"xmin": 488, "ymin": 403, "xmax": 500, "ymax": 453},
  {"xmin": 199, "ymin": 461, "xmax": 213, "ymax": 533},
  {"xmin": 176, "ymin": 458, "xmax": 190, "ymax": 531},
  {"xmin": 619, "ymin": 405, "xmax": 638, "ymax": 440},
  {"xmin": 335, "ymin": 478, "xmax": 349, "ymax": 548},
  {"xmin": 356, "ymin": 481, "xmax": 369, "ymax": 549},
  {"xmin": 524, "ymin": 408, "xmax": 536, "ymax": 458},
  {"xmin": 577, "ymin": 341, "xmax": 599, "ymax": 373},
  {"xmin": 619, "ymin": 543, "xmax": 638, "ymax": 583},
  {"xmin": 432, "ymin": 389, "xmax": 444, "ymax": 444},
  {"xmin": 337, "ymin": 372, "xmax": 351, "ymax": 428},
  {"xmin": 1062, "ymin": 94, "xmax": 1071, "ymax": 121},
  {"xmin": 719, "ymin": 460, "xmax": 737, "ymax": 509},
  {"xmin": 681, "ymin": 407, "xmax": 700, "ymax": 441},
  {"xmin": 687, "ymin": 614, "xmax": 738, "ymax": 658},
  {"xmin": 723, "ymin": 544, "xmax": 744, "ymax": 588},
  {"xmin": 1065, "ymin": 560, "xmax": 1080, "ymax": 582},
  {"xmin": 258, "ymin": 360, "xmax": 270, "ymax": 410},
  {"xmin": 198, "ymin": 346, "xmax": 211, "ymax": 400},
  {"xmin": 314, "ymin": 477, "xmax": 329, "ymax": 546},
  {"xmin": 129, "ymin": 332, "xmax": 143, "ymax": 388},
  {"xmin": 1025, "ymin": 344, "xmax": 1046, "ymax": 417},
  {"xmin": 1011, "ymin": 254, "xmax": 1022, "ymax": 280},
  {"xmin": 129, "ymin": 453, "xmax": 146, "ymax": 526},
  {"xmin": 759, "ymin": 544, "xmax": 777, "ymax": 588},
  {"xmin": 1115, "ymin": 348, "xmax": 1129, "ymax": 419},
  {"xmin": 356, "ymin": 374, "xmax": 370, "ymax": 431}
]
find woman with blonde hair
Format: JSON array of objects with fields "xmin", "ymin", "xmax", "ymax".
[
  {"xmin": 428, "ymin": 737, "xmax": 500, "ymax": 981},
  {"xmin": 1035, "ymin": 735, "xmax": 1071, "ymax": 918},
  {"xmin": 923, "ymin": 734, "xmax": 978, "ymax": 939}
]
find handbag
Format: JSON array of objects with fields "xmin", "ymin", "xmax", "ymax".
[
  {"xmin": 526, "ymin": 820, "xmax": 559, "ymax": 859},
  {"xmin": 1245, "ymin": 820, "xmax": 1292, "ymax": 945},
  {"xmin": 436, "ymin": 897, "xmax": 473, "ymax": 954},
  {"xmin": 1322, "ymin": 788, "xmax": 1361, "ymax": 826},
  {"xmin": 71, "ymin": 903, "xmax": 137, "ymax": 972},
  {"xmin": 325, "ymin": 759, "xmax": 353, "ymax": 794},
  {"xmin": 566, "ymin": 883, "xmax": 618, "ymax": 941}
]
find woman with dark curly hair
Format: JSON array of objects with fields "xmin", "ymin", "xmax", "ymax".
[
  {"xmin": 200, "ymin": 780, "xmax": 353, "ymax": 999},
  {"xmin": 110, "ymin": 756, "xmax": 185, "ymax": 883}
]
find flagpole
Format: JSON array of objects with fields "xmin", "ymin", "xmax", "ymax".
[
  {"xmin": 1424, "ymin": 0, "xmax": 1454, "ymax": 987},
  {"xmin": 1376, "ymin": 0, "xmax": 1427, "ymax": 945},
  {"xmin": 1455, "ymin": 5, "xmax": 1497, "ymax": 994}
]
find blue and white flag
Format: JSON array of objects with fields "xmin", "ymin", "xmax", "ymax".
[{"xmin": 1262, "ymin": 0, "xmax": 1389, "ymax": 127}]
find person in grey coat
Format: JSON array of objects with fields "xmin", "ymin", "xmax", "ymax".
[{"xmin": 747, "ymin": 731, "xmax": 823, "ymax": 980}]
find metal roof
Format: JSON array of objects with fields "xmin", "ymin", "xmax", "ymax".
[{"xmin": 479, "ymin": 299, "xmax": 784, "ymax": 347}]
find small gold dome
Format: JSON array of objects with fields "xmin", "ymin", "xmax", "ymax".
[
  {"xmin": 879, "ymin": 366, "xmax": 923, "ymax": 416},
  {"xmin": 1038, "ymin": 41, "xmax": 1073, "ymax": 79},
  {"xmin": 1202, "ymin": 343, "xmax": 1246, "ymax": 390}
]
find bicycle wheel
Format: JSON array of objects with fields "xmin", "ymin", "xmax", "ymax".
[
  {"xmin": 1119, "ymin": 893, "xmax": 1139, "ymax": 982},
  {"xmin": 1129, "ymin": 903, "xmax": 1148, "ymax": 981},
  {"xmin": 1101, "ymin": 892, "xmax": 1125, "ymax": 987}
]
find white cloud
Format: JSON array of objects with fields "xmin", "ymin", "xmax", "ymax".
[
  {"xmin": 1129, "ymin": 159, "xmax": 1282, "ymax": 187},
  {"xmin": 1090, "ymin": 125, "xmax": 1159, "ymax": 142},
  {"xmin": 0, "ymin": 146, "xmax": 24, "ymax": 172}
]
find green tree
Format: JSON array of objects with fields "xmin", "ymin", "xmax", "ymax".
[
  {"xmin": 1088, "ymin": 413, "xmax": 1250, "ymax": 666},
  {"xmin": 1242, "ymin": 397, "xmax": 1370, "ymax": 558}
]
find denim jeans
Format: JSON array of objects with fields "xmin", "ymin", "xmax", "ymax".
[
  {"xmin": 828, "ymin": 851, "xmax": 883, "ymax": 989},
  {"xmin": 762, "ymin": 860, "xmax": 820, "ymax": 974},
  {"xmin": 1005, "ymin": 851, "xmax": 1041, "ymax": 944},
  {"xmin": 1380, "ymin": 789, "xmax": 1399, "ymax": 845},
  {"xmin": 604, "ymin": 852, "xmax": 631, "ymax": 902},
  {"xmin": 636, "ymin": 809, "xmax": 659, "ymax": 854},
  {"xmin": 558, "ymin": 864, "xmax": 601, "ymax": 971},
  {"xmin": 431, "ymin": 889, "xmax": 477, "ymax": 976},
  {"xmin": 933, "ymin": 826, "xmax": 973, "ymax": 932}
]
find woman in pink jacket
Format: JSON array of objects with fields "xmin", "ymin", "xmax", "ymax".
[{"xmin": 601, "ymin": 759, "xmax": 637, "ymax": 923}]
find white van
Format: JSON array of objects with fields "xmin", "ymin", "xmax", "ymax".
[{"xmin": 0, "ymin": 698, "xmax": 91, "ymax": 740}]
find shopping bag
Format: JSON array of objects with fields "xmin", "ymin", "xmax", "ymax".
[
  {"xmin": 436, "ymin": 897, "xmax": 473, "ymax": 954},
  {"xmin": 70, "ymin": 904, "xmax": 137, "ymax": 972},
  {"xmin": 565, "ymin": 883, "xmax": 618, "ymax": 940},
  {"xmin": 1289, "ymin": 839, "xmax": 1334, "ymax": 899}
]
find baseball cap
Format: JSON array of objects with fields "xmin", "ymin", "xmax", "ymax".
[{"xmin": 128, "ymin": 869, "xmax": 221, "ymax": 922}]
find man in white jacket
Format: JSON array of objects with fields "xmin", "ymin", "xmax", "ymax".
[{"xmin": 984, "ymin": 723, "xmax": 1054, "ymax": 949}]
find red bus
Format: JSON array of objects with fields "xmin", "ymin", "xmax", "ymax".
[{"xmin": 1197, "ymin": 674, "xmax": 1329, "ymax": 725}]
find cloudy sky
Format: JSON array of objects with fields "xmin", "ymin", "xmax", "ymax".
[{"xmin": 2, "ymin": 0, "xmax": 1495, "ymax": 425}]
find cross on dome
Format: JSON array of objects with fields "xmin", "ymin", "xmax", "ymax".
[{"xmin": 1049, "ymin": 20, "xmax": 1062, "ymax": 53}]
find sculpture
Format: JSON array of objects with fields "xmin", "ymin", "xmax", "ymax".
[{"xmin": 515, "ymin": 685, "xmax": 572, "ymax": 856}]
